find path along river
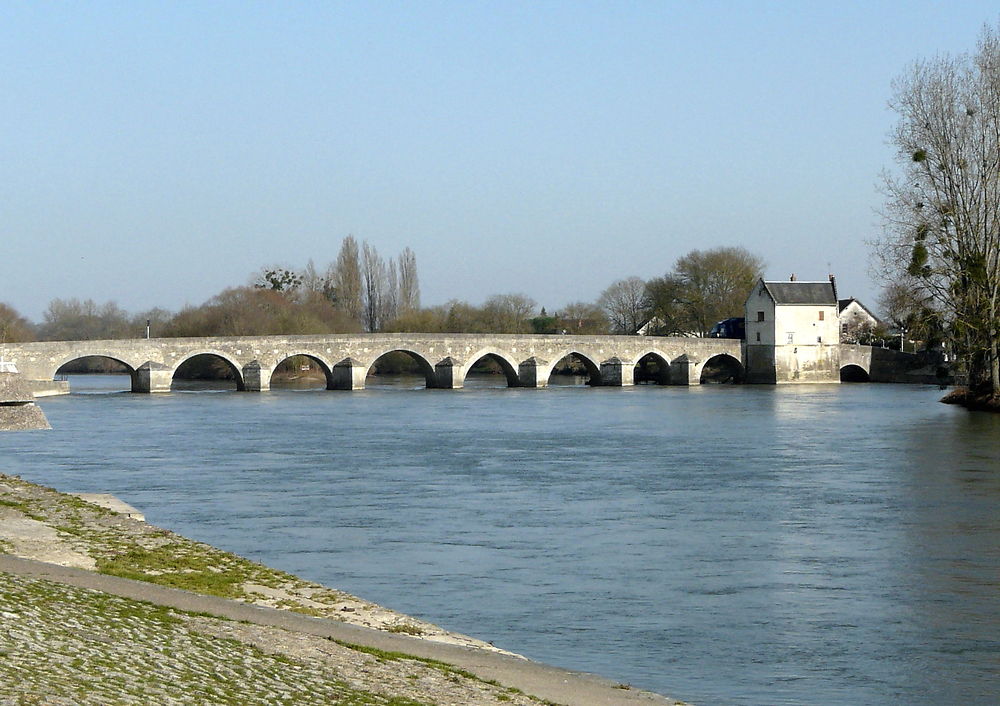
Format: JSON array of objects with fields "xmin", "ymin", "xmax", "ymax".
[{"xmin": 2, "ymin": 375, "xmax": 998, "ymax": 705}]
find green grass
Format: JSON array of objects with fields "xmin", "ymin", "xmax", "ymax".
[
  {"xmin": 96, "ymin": 544, "xmax": 246, "ymax": 598},
  {"xmin": 386, "ymin": 622, "xmax": 426, "ymax": 635}
]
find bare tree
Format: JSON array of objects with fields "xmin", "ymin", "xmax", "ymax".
[
  {"xmin": 360, "ymin": 242, "xmax": 383, "ymax": 332},
  {"xmin": 643, "ymin": 274, "xmax": 689, "ymax": 335},
  {"xmin": 482, "ymin": 293, "xmax": 536, "ymax": 333},
  {"xmin": 330, "ymin": 236, "xmax": 362, "ymax": 323},
  {"xmin": 0, "ymin": 302, "xmax": 34, "ymax": 343},
  {"xmin": 384, "ymin": 256, "xmax": 399, "ymax": 325},
  {"xmin": 37, "ymin": 299, "xmax": 132, "ymax": 341},
  {"xmin": 672, "ymin": 247, "xmax": 764, "ymax": 335},
  {"xmin": 598, "ymin": 277, "xmax": 648, "ymax": 334},
  {"xmin": 557, "ymin": 301, "xmax": 610, "ymax": 334},
  {"xmin": 878, "ymin": 23, "xmax": 1000, "ymax": 398},
  {"xmin": 397, "ymin": 247, "xmax": 420, "ymax": 313},
  {"xmin": 877, "ymin": 276, "xmax": 938, "ymax": 340},
  {"xmin": 359, "ymin": 241, "xmax": 402, "ymax": 332}
]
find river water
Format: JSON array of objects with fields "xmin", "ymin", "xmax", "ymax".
[{"xmin": 2, "ymin": 376, "xmax": 999, "ymax": 705}]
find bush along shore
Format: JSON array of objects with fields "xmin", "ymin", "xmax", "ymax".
[{"xmin": 0, "ymin": 473, "xmax": 567, "ymax": 706}]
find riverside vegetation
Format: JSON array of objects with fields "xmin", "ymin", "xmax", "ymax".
[{"xmin": 0, "ymin": 473, "xmax": 557, "ymax": 706}]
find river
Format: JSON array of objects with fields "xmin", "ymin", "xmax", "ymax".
[{"xmin": 2, "ymin": 376, "xmax": 998, "ymax": 705}]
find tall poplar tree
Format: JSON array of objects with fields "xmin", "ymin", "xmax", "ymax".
[
  {"xmin": 331, "ymin": 236, "xmax": 363, "ymax": 324},
  {"xmin": 397, "ymin": 247, "xmax": 421, "ymax": 313}
]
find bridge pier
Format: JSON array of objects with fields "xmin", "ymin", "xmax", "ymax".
[
  {"xmin": 432, "ymin": 357, "xmax": 463, "ymax": 389},
  {"xmin": 599, "ymin": 357, "xmax": 634, "ymax": 387},
  {"xmin": 518, "ymin": 357, "xmax": 548, "ymax": 388},
  {"xmin": 331, "ymin": 357, "xmax": 367, "ymax": 390},
  {"xmin": 668, "ymin": 354, "xmax": 701, "ymax": 386},
  {"xmin": 133, "ymin": 362, "xmax": 172, "ymax": 393},
  {"xmin": 242, "ymin": 360, "xmax": 273, "ymax": 392}
]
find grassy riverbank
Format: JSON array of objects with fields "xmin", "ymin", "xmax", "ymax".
[
  {"xmin": 1, "ymin": 571, "xmax": 537, "ymax": 706},
  {"xmin": 0, "ymin": 473, "xmax": 506, "ymax": 651},
  {"xmin": 0, "ymin": 474, "xmax": 552, "ymax": 705}
]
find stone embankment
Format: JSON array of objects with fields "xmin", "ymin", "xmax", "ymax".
[{"xmin": 0, "ymin": 474, "xmax": 683, "ymax": 705}]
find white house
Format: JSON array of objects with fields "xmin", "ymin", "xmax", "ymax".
[
  {"xmin": 838, "ymin": 298, "xmax": 881, "ymax": 342},
  {"xmin": 744, "ymin": 276, "xmax": 841, "ymax": 383}
]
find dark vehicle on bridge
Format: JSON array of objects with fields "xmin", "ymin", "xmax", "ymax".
[{"xmin": 708, "ymin": 317, "xmax": 745, "ymax": 340}]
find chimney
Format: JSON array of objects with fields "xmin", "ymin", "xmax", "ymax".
[
  {"xmin": 789, "ymin": 273, "xmax": 797, "ymax": 281},
  {"xmin": 828, "ymin": 273, "xmax": 837, "ymax": 298}
]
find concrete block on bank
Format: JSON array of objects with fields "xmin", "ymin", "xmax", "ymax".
[{"xmin": 0, "ymin": 367, "xmax": 51, "ymax": 431}]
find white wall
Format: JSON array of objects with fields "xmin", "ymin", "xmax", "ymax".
[
  {"xmin": 744, "ymin": 284, "xmax": 776, "ymax": 346},
  {"xmin": 775, "ymin": 304, "xmax": 840, "ymax": 346}
]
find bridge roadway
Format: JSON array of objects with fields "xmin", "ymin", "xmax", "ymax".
[{"xmin": 0, "ymin": 333, "xmax": 744, "ymax": 393}]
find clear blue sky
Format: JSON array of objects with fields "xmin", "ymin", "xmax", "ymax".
[{"xmin": 3, "ymin": 1, "xmax": 998, "ymax": 322}]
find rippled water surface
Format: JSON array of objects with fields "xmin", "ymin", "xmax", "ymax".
[{"xmin": 3, "ymin": 377, "xmax": 999, "ymax": 705}]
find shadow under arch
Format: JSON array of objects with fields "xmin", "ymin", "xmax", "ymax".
[
  {"xmin": 462, "ymin": 351, "xmax": 520, "ymax": 387},
  {"xmin": 172, "ymin": 351, "xmax": 245, "ymax": 391},
  {"xmin": 270, "ymin": 353, "xmax": 334, "ymax": 389},
  {"xmin": 548, "ymin": 351, "xmax": 603, "ymax": 386},
  {"xmin": 700, "ymin": 353, "xmax": 745, "ymax": 384},
  {"xmin": 366, "ymin": 349, "xmax": 436, "ymax": 388},
  {"xmin": 633, "ymin": 351, "xmax": 672, "ymax": 385},
  {"xmin": 54, "ymin": 355, "xmax": 137, "ymax": 392},
  {"xmin": 840, "ymin": 364, "xmax": 871, "ymax": 382}
]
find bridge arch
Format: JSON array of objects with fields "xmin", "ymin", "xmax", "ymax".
[
  {"xmin": 633, "ymin": 351, "xmax": 672, "ymax": 385},
  {"xmin": 460, "ymin": 349, "xmax": 520, "ymax": 387},
  {"xmin": 840, "ymin": 364, "xmax": 871, "ymax": 382},
  {"xmin": 699, "ymin": 353, "xmax": 745, "ymax": 384},
  {"xmin": 53, "ymin": 354, "xmax": 138, "ymax": 392},
  {"xmin": 172, "ymin": 351, "xmax": 246, "ymax": 391},
  {"xmin": 546, "ymin": 350, "xmax": 603, "ymax": 386},
  {"xmin": 270, "ymin": 353, "xmax": 335, "ymax": 389},
  {"xmin": 52, "ymin": 354, "xmax": 136, "ymax": 378},
  {"xmin": 365, "ymin": 348, "xmax": 436, "ymax": 388}
]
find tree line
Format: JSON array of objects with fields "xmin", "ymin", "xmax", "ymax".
[{"xmin": 0, "ymin": 243, "xmax": 766, "ymax": 344}]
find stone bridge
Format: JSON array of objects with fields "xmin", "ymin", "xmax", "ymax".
[
  {"xmin": 839, "ymin": 343, "xmax": 947, "ymax": 384},
  {"xmin": 0, "ymin": 334, "xmax": 744, "ymax": 394}
]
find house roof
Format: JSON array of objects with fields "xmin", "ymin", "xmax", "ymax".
[
  {"xmin": 838, "ymin": 297, "xmax": 881, "ymax": 322},
  {"xmin": 762, "ymin": 280, "xmax": 837, "ymax": 305}
]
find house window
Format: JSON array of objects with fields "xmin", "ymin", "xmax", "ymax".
[
  {"xmin": 842, "ymin": 323, "xmax": 848, "ymax": 334},
  {"xmin": 818, "ymin": 311, "xmax": 825, "ymax": 321},
  {"xmin": 786, "ymin": 332, "xmax": 794, "ymax": 344},
  {"xmin": 756, "ymin": 332, "xmax": 761, "ymax": 342},
  {"xmin": 757, "ymin": 311, "xmax": 765, "ymax": 322},
  {"xmin": 817, "ymin": 336, "xmax": 822, "ymax": 343}
]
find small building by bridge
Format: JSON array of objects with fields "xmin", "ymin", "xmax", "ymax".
[{"xmin": 744, "ymin": 276, "xmax": 842, "ymax": 383}]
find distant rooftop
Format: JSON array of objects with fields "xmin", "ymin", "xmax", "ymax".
[
  {"xmin": 762, "ymin": 281, "xmax": 837, "ymax": 305},
  {"xmin": 839, "ymin": 297, "xmax": 881, "ymax": 322}
]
